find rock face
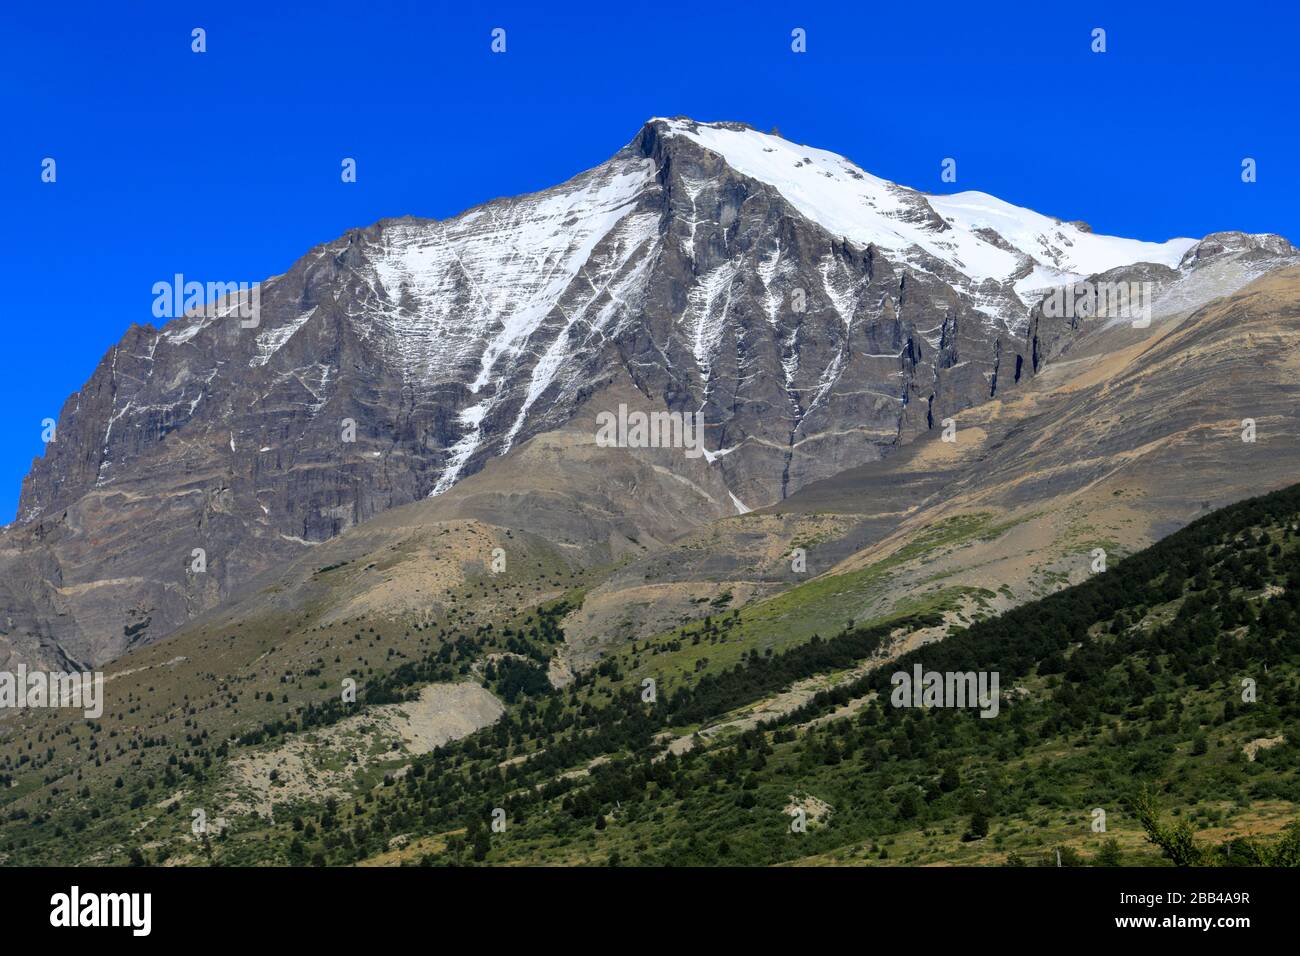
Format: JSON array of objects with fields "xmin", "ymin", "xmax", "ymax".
[
  {"xmin": 1025, "ymin": 231, "xmax": 1299, "ymax": 372},
  {"xmin": 2, "ymin": 118, "xmax": 1293, "ymax": 669},
  {"xmin": 561, "ymin": 264, "xmax": 1300, "ymax": 659}
]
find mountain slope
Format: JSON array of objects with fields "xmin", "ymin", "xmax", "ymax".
[
  {"xmin": 5, "ymin": 472, "xmax": 1299, "ymax": 867},
  {"xmin": 554, "ymin": 265, "xmax": 1300, "ymax": 662},
  {"xmin": 661, "ymin": 118, "xmax": 1196, "ymax": 303},
  {"xmin": 3, "ymin": 119, "xmax": 1295, "ymax": 670}
]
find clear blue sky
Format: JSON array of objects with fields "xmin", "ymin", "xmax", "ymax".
[{"xmin": 2, "ymin": 0, "xmax": 1295, "ymax": 521}]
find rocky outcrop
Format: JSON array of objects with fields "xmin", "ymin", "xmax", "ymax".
[{"xmin": 1025, "ymin": 232, "xmax": 1299, "ymax": 373}]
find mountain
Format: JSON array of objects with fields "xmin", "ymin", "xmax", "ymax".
[
  {"xmin": 2, "ymin": 118, "xmax": 1296, "ymax": 672},
  {"xmin": 22, "ymin": 263, "xmax": 1297, "ymax": 686},
  {"xmin": 556, "ymin": 264, "xmax": 1300, "ymax": 666},
  {"xmin": 2, "ymin": 246, "xmax": 1298, "ymax": 867}
]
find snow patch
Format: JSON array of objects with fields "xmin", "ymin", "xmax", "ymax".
[{"xmin": 657, "ymin": 119, "xmax": 1196, "ymax": 295}]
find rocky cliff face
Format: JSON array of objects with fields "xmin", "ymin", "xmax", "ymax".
[
  {"xmin": 1024, "ymin": 231, "xmax": 1299, "ymax": 373},
  {"xmin": 3, "ymin": 118, "xmax": 1290, "ymax": 669}
]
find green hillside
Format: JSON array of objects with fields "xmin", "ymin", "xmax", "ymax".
[{"xmin": 5, "ymin": 483, "xmax": 1300, "ymax": 867}]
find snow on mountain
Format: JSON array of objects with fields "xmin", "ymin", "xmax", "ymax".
[
  {"xmin": 655, "ymin": 118, "xmax": 1196, "ymax": 304},
  {"xmin": 929, "ymin": 191, "xmax": 1196, "ymax": 294},
  {"xmin": 35, "ymin": 118, "xmax": 1290, "ymax": 517},
  {"xmin": 9, "ymin": 116, "xmax": 1298, "ymax": 670},
  {"xmin": 361, "ymin": 155, "xmax": 656, "ymax": 388}
]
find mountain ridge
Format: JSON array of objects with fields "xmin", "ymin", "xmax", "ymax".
[{"xmin": 2, "ymin": 117, "xmax": 1296, "ymax": 670}]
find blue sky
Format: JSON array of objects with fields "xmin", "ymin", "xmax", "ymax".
[{"xmin": 2, "ymin": 0, "xmax": 1296, "ymax": 521}]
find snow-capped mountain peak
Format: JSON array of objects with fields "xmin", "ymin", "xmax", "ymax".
[
  {"xmin": 11, "ymin": 116, "xmax": 1298, "ymax": 667},
  {"xmin": 652, "ymin": 118, "xmax": 1196, "ymax": 305}
]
